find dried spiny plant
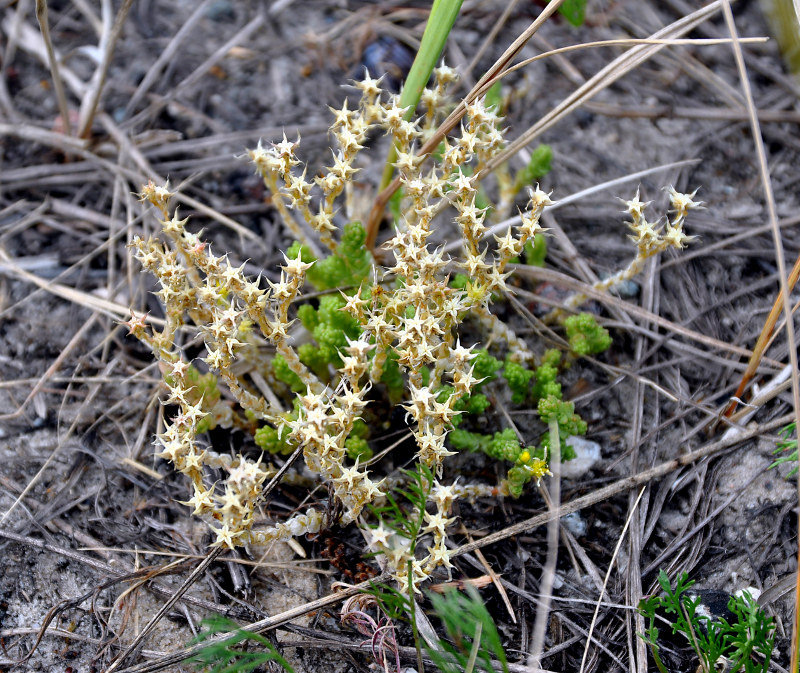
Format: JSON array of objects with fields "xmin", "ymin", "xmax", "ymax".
[{"xmin": 129, "ymin": 66, "xmax": 700, "ymax": 592}]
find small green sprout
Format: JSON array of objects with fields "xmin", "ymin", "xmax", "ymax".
[
  {"xmin": 288, "ymin": 222, "xmax": 372, "ymax": 292},
  {"xmin": 564, "ymin": 312, "xmax": 612, "ymax": 356},
  {"xmin": 426, "ymin": 585, "xmax": 509, "ymax": 673},
  {"xmin": 523, "ymin": 234, "xmax": 547, "ymax": 267},
  {"xmin": 502, "ymin": 357, "xmax": 535, "ymax": 404},
  {"xmin": 471, "ymin": 349, "xmax": 503, "ymax": 384},
  {"xmin": 254, "ymin": 423, "xmax": 294, "ymax": 455},
  {"xmin": 552, "ymin": 0, "xmax": 587, "ymax": 27},
  {"xmin": 189, "ymin": 615, "xmax": 294, "ymax": 673},
  {"xmin": 638, "ymin": 570, "xmax": 775, "ymax": 673},
  {"xmin": 512, "ymin": 144, "xmax": 553, "ymax": 195},
  {"xmin": 770, "ymin": 421, "xmax": 797, "ymax": 476}
]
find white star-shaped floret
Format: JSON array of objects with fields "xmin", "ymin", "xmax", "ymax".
[
  {"xmin": 213, "ymin": 523, "xmax": 243, "ymax": 549},
  {"xmin": 450, "ymin": 338, "xmax": 477, "ymax": 365},
  {"xmin": 328, "ymin": 98, "xmax": 355, "ymax": 129},
  {"xmin": 494, "ymin": 229, "xmax": 521, "ymax": 260},
  {"xmin": 328, "ymin": 150, "xmax": 359, "ymax": 181},
  {"xmin": 336, "ymin": 385, "xmax": 368, "ymax": 412},
  {"xmin": 181, "ymin": 486, "xmax": 216, "ymax": 516},
  {"xmin": 450, "ymin": 170, "xmax": 474, "ymax": 196},
  {"xmin": 273, "ymin": 132, "xmax": 299, "ymax": 158},
  {"xmin": 426, "ymin": 544, "xmax": 455, "ymax": 573},
  {"xmin": 355, "ymin": 70, "xmax": 384, "ymax": 98},
  {"xmin": 432, "ymin": 481, "xmax": 459, "ymax": 511},
  {"xmin": 334, "ymin": 458, "xmax": 363, "ymax": 490},
  {"xmin": 281, "ymin": 250, "xmax": 314, "ymax": 277},
  {"xmin": 666, "ymin": 186, "xmax": 702, "ymax": 216},
  {"xmin": 344, "ymin": 335, "xmax": 372, "ymax": 359},
  {"xmin": 369, "ymin": 524, "xmax": 392, "ymax": 549},
  {"xmin": 422, "ymin": 510, "xmax": 455, "ymax": 536}
]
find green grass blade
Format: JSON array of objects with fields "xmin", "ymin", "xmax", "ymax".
[{"xmin": 379, "ymin": 0, "xmax": 463, "ymax": 191}]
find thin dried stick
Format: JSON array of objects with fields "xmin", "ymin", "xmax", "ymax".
[
  {"xmin": 511, "ymin": 265, "xmax": 780, "ymax": 366},
  {"xmin": 723, "ymin": 250, "xmax": 800, "ymax": 418},
  {"xmin": 0, "ymin": 527, "xmax": 254, "ymax": 616},
  {"xmin": 0, "ymin": 246, "xmax": 151, "ymax": 321},
  {"xmin": 98, "ymin": 114, "xmax": 263, "ymax": 243},
  {"xmin": 464, "ymin": 0, "xmax": 520, "ymax": 79},
  {"xmin": 623, "ymin": 254, "xmax": 658, "ymax": 673},
  {"xmin": 528, "ymin": 418, "xmax": 562, "ymax": 668},
  {"xmin": 76, "ymin": 0, "xmax": 135, "ymax": 138},
  {"xmin": 481, "ymin": 2, "xmax": 726, "ymax": 177},
  {"xmin": 451, "ymin": 412, "xmax": 794, "ymax": 562},
  {"xmin": 105, "ymin": 547, "xmax": 225, "ymax": 673},
  {"xmin": 501, "ymin": 36, "xmax": 767, "ymax": 80},
  {"xmin": 441, "ymin": 158, "xmax": 702, "ymax": 255},
  {"xmin": 719, "ymin": 5, "xmax": 800, "ymax": 670},
  {"xmin": 35, "ymin": 0, "xmax": 72, "ymax": 136},
  {"xmin": 579, "ymin": 487, "xmax": 647, "ymax": 673},
  {"xmin": 0, "ymin": 314, "xmax": 99, "ymax": 423},
  {"xmin": 105, "ymin": 439, "xmax": 307, "ymax": 671},
  {"xmin": 115, "ymin": 573, "xmax": 391, "ymax": 673},
  {"xmin": 114, "ymin": 412, "xmax": 793, "ymax": 673},
  {"xmin": 123, "ymin": 0, "xmax": 216, "ymax": 115},
  {"xmin": 584, "ymin": 100, "xmax": 800, "ymax": 123}
]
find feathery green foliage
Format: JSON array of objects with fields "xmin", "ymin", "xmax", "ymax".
[
  {"xmin": 427, "ymin": 585, "xmax": 509, "ymax": 673},
  {"xmin": 189, "ymin": 616, "xmax": 294, "ymax": 673},
  {"xmin": 638, "ymin": 570, "xmax": 775, "ymax": 673},
  {"xmin": 770, "ymin": 421, "xmax": 798, "ymax": 476}
]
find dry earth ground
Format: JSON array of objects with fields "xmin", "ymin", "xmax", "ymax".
[{"xmin": 0, "ymin": 0, "xmax": 799, "ymax": 672}]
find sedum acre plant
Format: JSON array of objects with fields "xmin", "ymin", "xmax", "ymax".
[{"xmin": 128, "ymin": 67, "xmax": 699, "ymax": 593}]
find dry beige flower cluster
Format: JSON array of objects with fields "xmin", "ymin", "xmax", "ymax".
[{"xmin": 129, "ymin": 67, "xmax": 699, "ymax": 591}]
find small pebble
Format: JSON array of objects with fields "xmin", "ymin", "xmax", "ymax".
[
  {"xmin": 560, "ymin": 436, "xmax": 601, "ymax": 479},
  {"xmin": 735, "ymin": 586, "xmax": 761, "ymax": 602},
  {"xmin": 599, "ymin": 272, "xmax": 640, "ymax": 299},
  {"xmin": 561, "ymin": 511, "xmax": 588, "ymax": 537},
  {"xmin": 205, "ymin": 0, "xmax": 235, "ymax": 21}
]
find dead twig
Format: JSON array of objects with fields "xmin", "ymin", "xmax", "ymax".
[
  {"xmin": 34, "ymin": 0, "xmax": 72, "ymax": 137},
  {"xmin": 719, "ymin": 4, "xmax": 800, "ymax": 667},
  {"xmin": 76, "ymin": 0, "xmax": 135, "ymax": 138}
]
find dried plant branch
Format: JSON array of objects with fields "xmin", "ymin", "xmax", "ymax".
[
  {"xmin": 719, "ymin": 4, "xmax": 800, "ymax": 668},
  {"xmin": 76, "ymin": 0, "xmax": 135, "ymax": 138},
  {"xmin": 34, "ymin": 0, "xmax": 72, "ymax": 136}
]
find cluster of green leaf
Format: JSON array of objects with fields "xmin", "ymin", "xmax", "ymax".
[
  {"xmin": 564, "ymin": 312, "xmax": 613, "ymax": 356},
  {"xmin": 253, "ymin": 418, "xmax": 294, "ymax": 455},
  {"xmin": 274, "ymin": 223, "xmax": 373, "ymax": 391},
  {"xmin": 443, "ymin": 334, "xmax": 603, "ymax": 497},
  {"xmin": 638, "ymin": 571, "xmax": 776, "ymax": 673},
  {"xmin": 288, "ymin": 221, "xmax": 372, "ymax": 292},
  {"xmin": 273, "ymin": 223, "xmax": 405, "ymax": 400},
  {"xmin": 296, "ymin": 295, "xmax": 362, "ymax": 374},
  {"xmin": 254, "ymin": 405, "xmax": 372, "ymax": 460},
  {"xmin": 770, "ymin": 421, "xmax": 797, "ymax": 476}
]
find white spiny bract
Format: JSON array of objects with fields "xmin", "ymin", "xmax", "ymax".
[
  {"xmin": 548, "ymin": 185, "xmax": 702, "ymax": 320},
  {"xmin": 131, "ymin": 68, "xmax": 698, "ymax": 592}
]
